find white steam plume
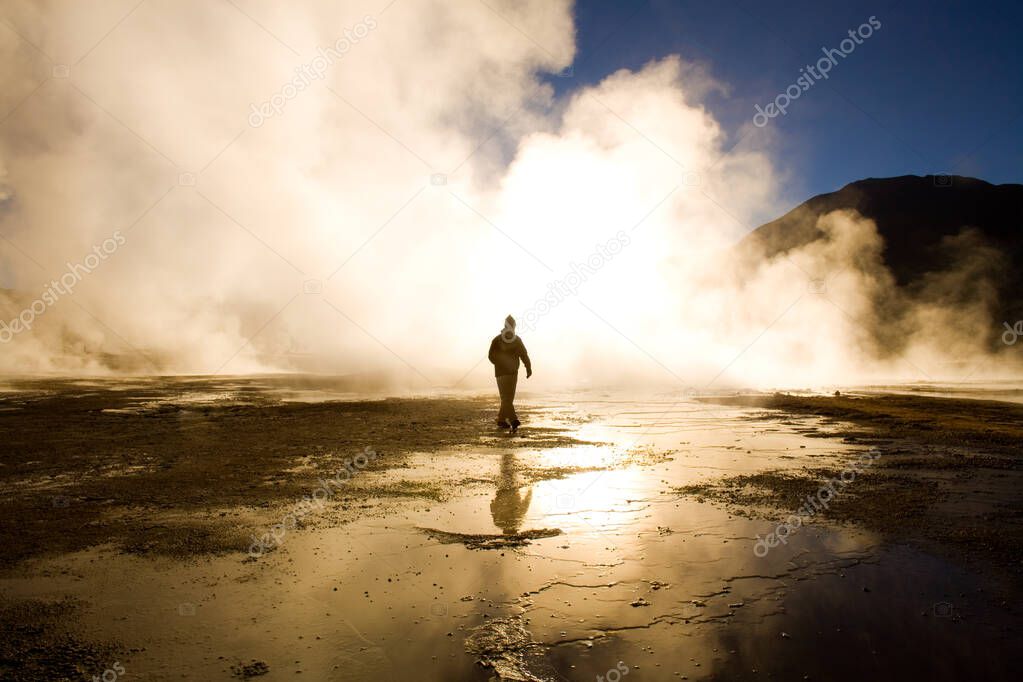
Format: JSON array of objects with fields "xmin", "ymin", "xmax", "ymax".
[{"xmin": 0, "ymin": 1, "xmax": 1016, "ymax": 387}]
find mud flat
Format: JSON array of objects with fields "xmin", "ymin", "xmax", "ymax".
[
  {"xmin": 0, "ymin": 378, "xmax": 590, "ymax": 567},
  {"xmin": 1, "ymin": 379, "xmax": 1021, "ymax": 680},
  {"xmin": 690, "ymin": 393, "xmax": 1023, "ymax": 577}
]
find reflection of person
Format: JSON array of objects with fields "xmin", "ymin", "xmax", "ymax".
[
  {"xmin": 488, "ymin": 315, "xmax": 532, "ymax": 432},
  {"xmin": 490, "ymin": 453, "xmax": 532, "ymax": 534}
]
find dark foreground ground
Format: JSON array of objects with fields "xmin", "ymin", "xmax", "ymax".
[
  {"xmin": 1, "ymin": 380, "xmax": 1022, "ymax": 680},
  {"xmin": 0, "ymin": 379, "xmax": 591, "ymax": 680},
  {"xmin": 0, "ymin": 380, "xmax": 590, "ymax": 569},
  {"xmin": 688, "ymin": 393, "xmax": 1023, "ymax": 580}
]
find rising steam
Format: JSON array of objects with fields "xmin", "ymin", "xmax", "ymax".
[{"xmin": 0, "ymin": 0, "xmax": 1016, "ymax": 387}]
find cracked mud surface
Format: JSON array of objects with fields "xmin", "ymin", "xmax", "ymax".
[{"xmin": 2, "ymin": 378, "xmax": 1022, "ymax": 680}]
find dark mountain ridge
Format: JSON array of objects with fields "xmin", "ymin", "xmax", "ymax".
[{"xmin": 740, "ymin": 175, "xmax": 1023, "ymax": 337}]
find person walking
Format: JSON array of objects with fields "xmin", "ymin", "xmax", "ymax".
[{"xmin": 488, "ymin": 315, "xmax": 532, "ymax": 432}]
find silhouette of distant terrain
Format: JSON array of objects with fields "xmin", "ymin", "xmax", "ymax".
[{"xmin": 740, "ymin": 174, "xmax": 1023, "ymax": 331}]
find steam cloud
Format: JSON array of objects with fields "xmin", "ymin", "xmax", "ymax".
[{"xmin": 0, "ymin": 0, "xmax": 1016, "ymax": 388}]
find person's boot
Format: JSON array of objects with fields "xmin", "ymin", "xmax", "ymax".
[{"xmin": 510, "ymin": 419, "xmax": 521, "ymax": 432}]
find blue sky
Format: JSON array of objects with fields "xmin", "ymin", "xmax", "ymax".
[{"xmin": 551, "ymin": 0, "xmax": 1023, "ymax": 208}]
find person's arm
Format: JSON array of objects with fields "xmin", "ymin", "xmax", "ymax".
[
  {"xmin": 488, "ymin": 337, "xmax": 499, "ymax": 365},
  {"xmin": 518, "ymin": 339, "xmax": 532, "ymax": 378}
]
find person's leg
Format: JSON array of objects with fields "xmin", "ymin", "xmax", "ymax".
[
  {"xmin": 506, "ymin": 373, "xmax": 519, "ymax": 428},
  {"xmin": 496, "ymin": 375, "xmax": 513, "ymax": 425}
]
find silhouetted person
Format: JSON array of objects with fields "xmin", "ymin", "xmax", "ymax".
[
  {"xmin": 488, "ymin": 315, "xmax": 531, "ymax": 431},
  {"xmin": 490, "ymin": 452, "xmax": 532, "ymax": 534}
]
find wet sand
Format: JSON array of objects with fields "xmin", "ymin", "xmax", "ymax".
[
  {"xmin": 1, "ymin": 379, "xmax": 1021, "ymax": 680},
  {"xmin": 688, "ymin": 393, "xmax": 1023, "ymax": 577}
]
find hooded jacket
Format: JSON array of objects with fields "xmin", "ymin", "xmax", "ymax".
[{"xmin": 488, "ymin": 333, "xmax": 531, "ymax": 377}]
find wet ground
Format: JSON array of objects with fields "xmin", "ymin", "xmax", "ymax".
[{"xmin": 1, "ymin": 378, "xmax": 1021, "ymax": 680}]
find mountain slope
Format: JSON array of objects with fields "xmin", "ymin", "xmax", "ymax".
[{"xmin": 740, "ymin": 174, "xmax": 1023, "ymax": 328}]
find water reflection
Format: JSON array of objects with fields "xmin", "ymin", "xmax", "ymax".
[
  {"xmin": 490, "ymin": 452, "xmax": 532, "ymax": 534},
  {"xmin": 5, "ymin": 383, "xmax": 1020, "ymax": 681}
]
